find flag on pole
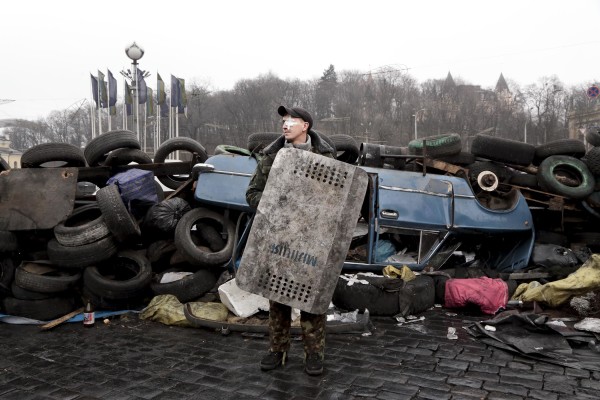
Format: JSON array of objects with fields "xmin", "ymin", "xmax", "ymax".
[
  {"xmin": 125, "ymin": 81, "xmax": 133, "ymax": 116},
  {"xmin": 137, "ymin": 69, "xmax": 147, "ymax": 104},
  {"xmin": 146, "ymin": 87, "xmax": 154, "ymax": 116},
  {"xmin": 98, "ymin": 70, "xmax": 108, "ymax": 108},
  {"xmin": 177, "ymin": 78, "xmax": 187, "ymax": 116},
  {"xmin": 108, "ymin": 70, "xmax": 117, "ymax": 116},
  {"xmin": 90, "ymin": 74, "xmax": 99, "ymax": 108},
  {"xmin": 170, "ymin": 75, "xmax": 180, "ymax": 107},
  {"xmin": 157, "ymin": 73, "xmax": 166, "ymax": 105}
]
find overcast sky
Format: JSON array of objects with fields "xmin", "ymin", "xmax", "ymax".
[{"xmin": 1, "ymin": 0, "xmax": 599, "ymax": 120}]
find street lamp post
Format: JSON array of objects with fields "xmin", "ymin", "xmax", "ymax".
[
  {"xmin": 125, "ymin": 42, "xmax": 144, "ymax": 141},
  {"xmin": 413, "ymin": 108, "xmax": 426, "ymax": 140}
]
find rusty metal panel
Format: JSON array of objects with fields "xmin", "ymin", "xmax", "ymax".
[
  {"xmin": 236, "ymin": 148, "xmax": 368, "ymax": 314},
  {"xmin": 0, "ymin": 168, "xmax": 77, "ymax": 230}
]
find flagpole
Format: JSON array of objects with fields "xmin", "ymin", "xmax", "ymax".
[
  {"xmin": 89, "ymin": 76, "xmax": 96, "ymax": 139},
  {"xmin": 97, "ymin": 80, "xmax": 102, "ymax": 136},
  {"xmin": 122, "ymin": 77, "xmax": 126, "ymax": 130},
  {"xmin": 144, "ymin": 105, "xmax": 147, "ymax": 153}
]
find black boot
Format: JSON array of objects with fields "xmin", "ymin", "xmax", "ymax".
[
  {"xmin": 260, "ymin": 351, "xmax": 287, "ymax": 371},
  {"xmin": 304, "ymin": 353, "xmax": 324, "ymax": 376}
]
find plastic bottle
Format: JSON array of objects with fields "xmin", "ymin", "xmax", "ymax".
[{"xmin": 83, "ymin": 301, "xmax": 95, "ymax": 328}]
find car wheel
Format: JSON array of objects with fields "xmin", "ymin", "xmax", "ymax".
[
  {"xmin": 15, "ymin": 262, "xmax": 81, "ymax": 294},
  {"xmin": 534, "ymin": 139, "xmax": 586, "ymax": 164},
  {"xmin": 83, "ymin": 251, "xmax": 152, "ymax": 300},
  {"xmin": 408, "ymin": 133, "xmax": 462, "ymax": 158},
  {"xmin": 21, "ymin": 143, "xmax": 87, "ymax": 168},
  {"xmin": 151, "ymin": 268, "xmax": 217, "ymax": 302},
  {"xmin": 330, "ymin": 134, "xmax": 359, "ymax": 164},
  {"xmin": 102, "ymin": 148, "xmax": 152, "ymax": 166},
  {"xmin": 153, "ymin": 137, "xmax": 208, "ymax": 190},
  {"xmin": 84, "ymin": 130, "xmax": 140, "ymax": 166},
  {"xmin": 96, "ymin": 184, "xmax": 141, "ymax": 243},
  {"xmin": 175, "ymin": 208, "xmax": 236, "ymax": 266},
  {"xmin": 47, "ymin": 236, "xmax": 118, "ymax": 269},
  {"xmin": 53, "ymin": 203, "xmax": 111, "ymax": 247},
  {"xmin": 537, "ymin": 155, "xmax": 595, "ymax": 199},
  {"xmin": 471, "ymin": 134, "xmax": 535, "ymax": 166}
]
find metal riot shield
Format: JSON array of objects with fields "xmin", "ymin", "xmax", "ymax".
[{"xmin": 236, "ymin": 148, "xmax": 368, "ymax": 314}]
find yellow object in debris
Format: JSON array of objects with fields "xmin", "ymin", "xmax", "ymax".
[
  {"xmin": 512, "ymin": 254, "xmax": 600, "ymax": 307},
  {"xmin": 382, "ymin": 265, "xmax": 416, "ymax": 281},
  {"xmin": 140, "ymin": 295, "xmax": 230, "ymax": 327}
]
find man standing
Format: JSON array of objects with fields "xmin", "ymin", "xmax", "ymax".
[{"xmin": 246, "ymin": 105, "xmax": 335, "ymax": 376}]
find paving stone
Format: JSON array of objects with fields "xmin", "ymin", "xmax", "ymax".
[
  {"xmin": 542, "ymin": 381, "xmax": 576, "ymax": 395},
  {"xmin": 0, "ymin": 310, "xmax": 599, "ymax": 400},
  {"xmin": 483, "ymin": 381, "xmax": 528, "ymax": 396},
  {"xmin": 437, "ymin": 359, "xmax": 470, "ymax": 371},
  {"xmin": 527, "ymin": 389, "xmax": 558, "ymax": 400},
  {"xmin": 447, "ymin": 377, "xmax": 483, "ymax": 389},
  {"xmin": 486, "ymin": 392, "xmax": 525, "ymax": 400},
  {"xmin": 415, "ymin": 387, "xmax": 452, "ymax": 399},
  {"xmin": 449, "ymin": 386, "xmax": 488, "ymax": 399},
  {"xmin": 376, "ymin": 390, "xmax": 413, "ymax": 400},
  {"xmin": 564, "ymin": 367, "xmax": 590, "ymax": 378}
]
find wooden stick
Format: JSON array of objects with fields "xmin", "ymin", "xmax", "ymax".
[{"xmin": 40, "ymin": 307, "xmax": 85, "ymax": 331}]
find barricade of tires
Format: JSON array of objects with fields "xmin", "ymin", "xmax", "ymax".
[
  {"xmin": 354, "ymin": 132, "xmax": 600, "ymax": 253},
  {"xmin": 0, "ymin": 130, "xmax": 236, "ymax": 321}
]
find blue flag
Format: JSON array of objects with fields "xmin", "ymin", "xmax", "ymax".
[
  {"xmin": 137, "ymin": 68, "xmax": 147, "ymax": 104},
  {"xmin": 90, "ymin": 74, "xmax": 99, "ymax": 108},
  {"xmin": 108, "ymin": 70, "xmax": 117, "ymax": 107},
  {"xmin": 170, "ymin": 75, "xmax": 180, "ymax": 107},
  {"xmin": 98, "ymin": 70, "xmax": 108, "ymax": 108},
  {"xmin": 125, "ymin": 81, "xmax": 132, "ymax": 116}
]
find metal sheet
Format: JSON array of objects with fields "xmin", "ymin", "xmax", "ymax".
[
  {"xmin": 0, "ymin": 168, "xmax": 77, "ymax": 230},
  {"xmin": 236, "ymin": 148, "xmax": 368, "ymax": 314}
]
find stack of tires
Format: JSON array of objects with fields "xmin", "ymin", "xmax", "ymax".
[{"xmin": 0, "ymin": 131, "xmax": 233, "ymax": 319}]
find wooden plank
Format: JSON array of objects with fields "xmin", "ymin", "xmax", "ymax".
[{"xmin": 40, "ymin": 307, "xmax": 85, "ymax": 331}]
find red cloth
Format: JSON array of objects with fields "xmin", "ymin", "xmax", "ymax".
[{"xmin": 444, "ymin": 277, "xmax": 508, "ymax": 315}]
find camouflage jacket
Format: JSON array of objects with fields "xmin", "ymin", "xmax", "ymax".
[{"xmin": 245, "ymin": 130, "xmax": 335, "ymax": 209}]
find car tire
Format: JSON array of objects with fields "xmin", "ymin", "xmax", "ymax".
[
  {"xmin": 509, "ymin": 173, "xmax": 539, "ymax": 189},
  {"xmin": 534, "ymin": 139, "xmax": 586, "ymax": 164},
  {"xmin": 471, "ymin": 134, "xmax": 535, "ymax": 166},
  {"xmin": 47, "ymin": 236, "xmax": 118, "ymax": 269},
  {"xmin": 150, "ymin": 268, "xmax": 217, "ymax": 302},
  {"xmin": 2, "ymin": 296, "xmax": 76, "ymax": 321},
  {"xmin": 468, "ymin": 161, "xmax": 514, "ymax": 183},
  {"xmin": 0, "ymin": 257, "xmax": 16, "ymax": 296},
  {"xmin": 175, "ymin": 208, "xmax": 236, "ymax": 267},
  {"xmin": 214, "ymin": 145, "xmax": 252, "ymax": 156},
  {"xmin": 53, "ymin": 203, "xmax": 111, "ymax": 247},
  {"xmin": 408, "ymin": 133, "xmax": 462, "ymax": 158},
  {"xmin": 330, "ymin": 134, "xmax": 359, "ymax": 164},
  {"xmin": 583, "ymin": 147, "xmax": 600, "ymax": 176},
  {"xmin": 83, "ymin": 250, "xmax": 152, "ymax": 300},
  {"xmin": 537, "ymin": 155, "xmax": 595, "ymax": 199},
  {"xmin": 247, "ymin": 133, "xmax": 281, "ymax": 153},
  {"xmin": 153, "ymin": 137, "xmax": 208, "ymax": 190},
  {"xmin": 21, "ymin": 143, "xmax": 87, "ymax": 168},
  {"xmin": 15, "ymin": 262, "xmax": 81, "ymax": 294},
  {"xmin": 102, "ymin": 148, "xmax": 153, "ymax": 166},
  {"xmin": 585, "ymin": 128, "xmax": 600, "ymax": 147},
  {"xmin": 84, "ymin": 130, "xmax": 140, "ymax": 166},
  {"xmin": 96, "ymin": 184, "xmax": 141, "ymax": 243}
]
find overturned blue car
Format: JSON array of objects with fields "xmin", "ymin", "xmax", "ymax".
[{"xmin": 192, "ymin": 144, "xmax": 534, "ymax": 273}]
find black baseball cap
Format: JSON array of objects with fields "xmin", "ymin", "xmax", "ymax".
[{"xmin": 277, "ymin": 106, "xmax": 313, "ymax": 130}]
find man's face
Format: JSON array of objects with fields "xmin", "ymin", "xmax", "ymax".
[{"xmin": 282, "ymin": 115, "xmax": 308, "ymax": 144}]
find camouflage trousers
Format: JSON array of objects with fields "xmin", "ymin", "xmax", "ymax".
[{"xmin": 268, "ymin": 300, "xmax": 326, "ymax": 358}]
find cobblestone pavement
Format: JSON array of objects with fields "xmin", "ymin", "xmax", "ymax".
[{"xmin": 0, "ymin": 307, "xmax": 598, "ymax": 400}]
